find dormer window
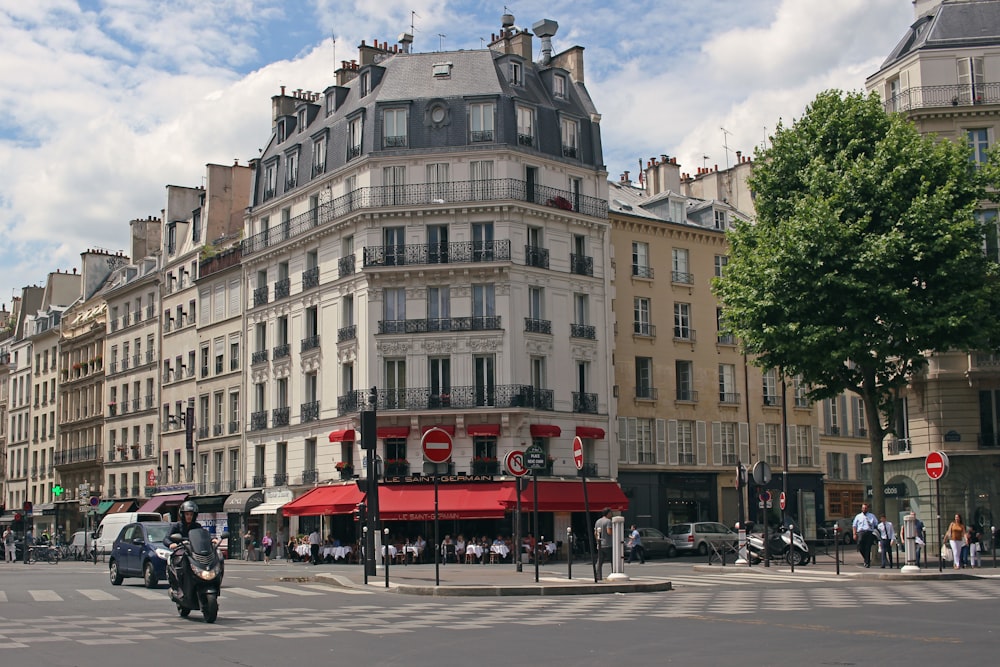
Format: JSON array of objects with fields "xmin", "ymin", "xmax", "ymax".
[
  {"xmin": 553, "ymin": 74, "xmax": 566, "ymax": 98},
  {"xmin": 277, "ymin": 121, "xmax": 286, "ymax": 143},
  {"xmin": 311, "ymin": 134, "xmax": 327, "ymax": 177},
  {"xmin": 166, "ymin": 223, "xmax": 177, "ymax": 255},
  {"xmin": 297, "ymin": 109, "xmax": 307, "ymax": 132},
  {"xmin": 516, "ymin": 105, "xmax": 534, "ymax": 147},
  {"xmin": 432, "ymin": 62, "xmax": 452, "ymax": 78},
  {"xmin": 714, "ymin": 209, "xmax": 728, "ymax": 231},
  {"xmin": 347, "ymin": 116, "xmax": 363, "ymax": 160},
  {"xmin": 509, "ymin": 61, "xmax": 522, "ymax": 86},
  {"xmin": 263, "ymin": 161, "xmax": 278, "ymax": 201},
  {"xmin": 560, "ymin": 118, "xmax": 578, "ymax": 158},
  {"xmin": 383, "ymin": 108, "xmax": 407, "ymax": 148},
  {"xmin": 360, "ymin": 72, "xmax": 370, "ymax": 97},
  {"xmin": 285, "ymin": 150, "xmax": 298, "ymax": 189}
]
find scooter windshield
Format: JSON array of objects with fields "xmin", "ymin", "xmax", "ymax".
[{"xmin": 188, "ymin": 528, "xmax": 214, "ymax": 556}]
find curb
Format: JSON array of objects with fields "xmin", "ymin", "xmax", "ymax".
[
  {"xmin": 314, "ymin": 572, "xmax": 672, "ymax": 596},
  {"xmin": 690, "ymin": 563, "xmax": 983, "ymax": 581}
]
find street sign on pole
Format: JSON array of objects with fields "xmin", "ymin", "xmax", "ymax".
[
  {"xmin": 779, "ymin": 491, "xmax": 787, "ymax": 511},
  {"xmin": 525, "ymin": 444, "xmax": 546, "ymax": 470},
  {"xmin": 572, "ymin": 436, "xmax": 584, "ymax": 470},
  {"xmin": 925, "ymin": 451, "xmax": 949, "ymax": 480},
  {"xmin": 504, "ymin": 450, "xmax": 528, "ymax": 477},
  {"xmin": 421, "ymin": 427, "xmax": 453, "ymax": 464}
]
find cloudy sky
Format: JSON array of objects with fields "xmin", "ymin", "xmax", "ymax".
[{"xmin": 0, "ymin": 0, "xmax": 914, "ymax": 305}]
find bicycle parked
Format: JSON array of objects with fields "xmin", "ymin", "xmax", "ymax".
[{"xmin": 27, "ymin": 543, "xmax": 61, "ymax": 564}]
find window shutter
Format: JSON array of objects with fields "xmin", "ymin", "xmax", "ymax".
[
  {"xmin": 811, "ymin": 426, "xmax": 820, "ymax": 467},
  {"xmin": 214, "ymin": 284, "xmax": 225, "ymax": 321},
  {"xmin": 711, "ymin": 421, "xmax": 722, "ymax": 465},
  {"xmin": 617, "ymin": 417, "xmax": 627, "ymax": 463},
  {"xmin": 787, "ymin": 427, "xmax": 797, "ymax": 467},
  {"xmin": 757, "ymin": 423, "xmax": 765, "ymax": 462},
  {"xmin": 229, "ymin": 279, "xmax": 240, "ymax": 316},
  {"xmin": 823, "ymin": 400, "xmax": 832, "ymax": 433},
  {"xmin": 655, "ymin": 418, "xmax": 667, "ymax": 464},
  {"xmin": 667, "ymin": 419, "xmax": 679, "ymax": 465},
  {"xmin": 696, "ymin": 421, "xmax": 707, "ymax": 466},
  {"xmin": 827, "ymin": 452, "xmax": 834, "ymax": 479},
  {"xmin": 199, "ymin": 288, "xmax": 211, "ymax": 323},
  {"xmin": 738, "ymin": 422, "xmax": 750, "ymax": 466}
]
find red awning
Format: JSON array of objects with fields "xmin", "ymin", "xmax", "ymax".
[
  {"xmin": 282, "ymin": 484, "xmax": 365, "ymax": 517},
  {"xmin": 466, "ymin": 424, "xmax": 500, "ymax": 437},
  {"xmin": 378, "ymin": 426, "xmax": 411, "ymax": 439},
  {"xmin": 530, "ymin": 424, "xmax": 561, "ymax": 438},
  {"xmin": 575, "ymin": 426, "xmax": 606, "ymax": 439},
  {"xmin": 329, "ymin": 429, "xmax": 356, "ymax": 443},
  {"xmin": 378, "ymin": 482, "xmax": 507, "ymax": 521},
  {"xmin": 499, "ymin": 480, "xmax": 629, "ymax": 512},
  {"xmin": 421, "ymin": 424, "xmax": 456, "ymax": 436},
  {"xmin": 136, "ymin": 493, "xmax": 188, "ymax": 514}
]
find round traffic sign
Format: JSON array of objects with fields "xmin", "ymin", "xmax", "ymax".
[
  {"xmin": 752, "ymin": 461, "xmax": 772, "ymax": 485},
  {"xmin": 504, "ymin": 450, "xmax": 528, "ymax": 477},
  {"xmin": 421, "ymin": 427, "xmax": 453, "ymax": 464},
  {"xmin": 89, "ymin": 496, "xmax": 99, "ymax": 507},
  {"xmin": 572, "ymin": 436, "xmax": 584, "ymax": 470},
  {"xmin": 925, "ymin": 451, "xmax": 949, "ymax": 480},
  {"xmin": 779, "ymin": 491, "xmax": 786, "ymax": 510}
]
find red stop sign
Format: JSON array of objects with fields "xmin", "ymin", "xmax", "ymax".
[
  {"xmin": 572, "ymin": 436, "xmax": 584, "ymax": 470},
  {"xmin": 421, "ymin": 427, "xmax": 453, "ymax": 464},
  {"xmin": 925, "ymin": 451, "xmax": 949, "ymax": 480}
]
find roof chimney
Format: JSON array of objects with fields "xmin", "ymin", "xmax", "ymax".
[
  {"xmin": 532, "ymin": 19, "xmax": 558, "ymax": 65},
  {"xmin": 398, "ymin": 32, "xmax": 413, "ymax": 54}
]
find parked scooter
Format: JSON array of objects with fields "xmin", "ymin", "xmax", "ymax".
[
  {"xmin": 747, "ymin": 525, "xmax": 810, "ymax": 566},
  {"xmin": 168, "ymin": 528, "xmax": 226, "ymax": 623}
]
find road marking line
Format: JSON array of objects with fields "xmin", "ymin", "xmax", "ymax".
[
  {"xmin": 29, "ymin": 590, "xmax": 63, "ymax": 602},
  {"xmin": 225, "ymin": 587, "xmax": 278, "ymax": 598},
  {"xmin": 257, "ymin": 585, "xmax": 325, "ymax": 596},
  {"xmin": 78, "ymin": 589, "xmax": 118, "ymax": 601},
  {"xmin": 122, "ymin": 588, "xmax": 165, "ymax": 600},
  {"xmin": 299, "ymin": 583, "xmax": 374, "ymax": 595}
]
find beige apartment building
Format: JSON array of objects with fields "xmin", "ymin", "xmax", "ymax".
[
  {"xmin": 864, "ymin": 0, "xmax": 1000, "ymax": 539},
  {"xmin": 611, "ymin": 158, "xmax": 822, "ymax": 535}
]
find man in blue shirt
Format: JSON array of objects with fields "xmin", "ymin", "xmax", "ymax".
[{"xmin": 852, "ymin": 503, "xmax": 878, "ymax": 568}]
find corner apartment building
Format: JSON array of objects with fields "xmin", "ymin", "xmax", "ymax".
[
  {"xmin": 102, "ymin": 217, "xmax": 162, "ymax": 516},
  {"xmin": 241, "ymin": 15, "xmax": 618, "ymax": 540},
  {"xmin": 5, "ymin": 287, "xmax": 43, "ymax": 516},
  {"xmin": 864, "ymin": 0, "xmax": 1000, "ymax": 537}
]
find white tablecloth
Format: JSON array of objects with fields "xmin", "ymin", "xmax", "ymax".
[
  {"xmin": 296, "ymin": 544, "xmax": 311, "ymax": 557},
  {"xmin": 322, "ymin": 545, "xmax": 352, "ymax": 560},
  {"xmin": 381, "ymin": 545, "xmax": 398, "ymax": 558},
  {"xmin": 403, "ymin": 545, "xmax": 421, "ymax": 559},
  {"xmin": 491, "ymin": 544, "xmax": 510, "ymax": 558},
  {"xmin": 466, "ymin": 544, "xmax": 483, "ymax": 558}
]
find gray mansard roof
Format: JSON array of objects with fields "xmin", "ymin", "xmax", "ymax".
[
  {"xmin": 254, "ymin": 46, "xmax": 604, "ymax": 206},
  {"xmin": 878, "ymin": 0, "xmax": 1000, "ymax": 72}
]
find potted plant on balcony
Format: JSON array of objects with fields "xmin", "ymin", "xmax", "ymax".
[
  {"xmin": 335, "ymin": 461, "xmax": 354, "ymax": 478},
  {"xmin": 72, "ymin": 362, "xmax": 82, "ymax": 371},
  {"xmin": 385, "ymin": 458, "xmax": 408, "ymax": 475},
  {"xmin": 472, "ymin": 456, "xmax": 498, "ymax": 475}
]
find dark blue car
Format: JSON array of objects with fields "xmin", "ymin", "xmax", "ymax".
[{"xmin": 109, "ymin": 522, "xmax": 173, "ymax": 588}]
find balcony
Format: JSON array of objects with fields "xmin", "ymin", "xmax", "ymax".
[
  {"xmin": 384, "ymin": 461, "xmax": 410, "ymax": 477},
  {"xmin": 883, "ymin": 82, "xmax": 1000, "ymax": 113},
  {"xmin": 525, "ymin": 245, "xmax": 550, "ymax": 269},
  {"xmin": 252, "ymin": 285, "xmax": 269, "ymax": 307},
  {"xmin": 198, "ymin": 426, "xmax": 209, "ymax": 439},
  {"xmin": 302, "ymin": 469, "xmax": 319, "ymax": 484},
  {"xmin": 470, "ymin": 458, "xmax": 500, "ymax": 475},
  {"xmin": 338, "ymin": 254, "xmax": 355, "ymax": 278},
  {"xmin": 242, "ymin": 178, "xmax": 607, "ymax": 257},
  {"xmin": 252, "ymin": 474, "xmax": 267, "ymax": 487},
  {"xmin": 470, "ymin": 130, "xmax": 493, "ymax": 142},
  {"xmin": 570, "ymin": 253, "xmax": 594, "ymax": 276},
  {"xmin": 251, "ymin": 350, "xmax": 268, "ymax": 365},
  {"xmin": 562, "ymin": 145, "xmax": 577, "ymax": 158},
  {"xmin": 272, "ymin": 406, "xmax": 290, "ymax": 427},
  {"xmin": 273, "ymin": 343, "xmax": 290, "ymax": 360},
  {"xmin": 338, "ymin": 384, "xmax": 553, "ymax": 416},
  {"xmin": 274, "ymin": 277, "xmax": 291, "ymax": 300},
  {"xmin": 363, "ymin": 240, "xmax": 512, "ymax": 268},
  {"xmin": 337, "ymin": 325, "xmax": 356, "ymax": 342},
  {"xmin": 199, "ymin": 245, "xmax": 241, "ymax": 279},
  {"xmin": 273, "ymin": 472, "xmax": 289, "ymax": 486},
  {"xmin": 762, "ymin": 395, "xmax": 781, "ymax": 407},
  {"xmin": 301, "ymin": 335, "xmax": 320, "ymax": 352},
  {"xmin": 302, "ymin": 266, "xmax": 320, "ymax": 290},
  {"xmin": 524, "ymin": 318, "xmax": 552, "ymax": 334},
  {"xmin": 572, "ymin": 392, "xmax": 598, "ymax": 414},
  {"xmin": 377, "ymin": 316, "xmax": 502, "ymax": 334},
  {"xmin": 719, "ymin": 392, "xmax": 741, "ymax": 405},
  {"xmin": 570, "ymin": 323, "xmax": 596, "ymax": 340},
  {"xmin": 671, "ymin": 270, "xmax": 694, "ymax": 285},
  {"xmin": 517, "ymin": 133, "xmax": 533, "ymax": 146},
  {"xmin": 633, "ymin": 323, "xmax": 656, "ymax": 338},
  {"xmin": 54, "ymin": 445, "xmax": 100, "ymax": 466},
  {"xmin": 635, "ymin": 387, "xmax": 658, "ymax": 401},
  {"xmin": 301, "ymin": 401, "xmax": 319, "ymax": 423},
  {"xmin": 632, "ymin": 264, "xmax": 654, "ymax": 279},
  {"xmin": 676, "ymin": 389, "xmax": 698, "ymax": 403},
  {"xmin": 674, "ymin": 328, "xmax": 696, "ymax": 343},
  {"xmin": 717, "ymin": 333, "xmax": 736, "ymax": 345},
  {"xmin": 250, "ymin": 411, "xmax": 268, "ymax": 431}
]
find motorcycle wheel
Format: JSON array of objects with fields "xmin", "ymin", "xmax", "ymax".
[
  {"xmin": 177, "ymin": 603, "xmax": 191, "ymax": 618},
  {"xmin": 109, "ymin": 559, "xmax": 124, "ymax": 586},
  {"xmin": 202, "ymin": 592, "xmax": 218, "ymax": 624},
  {"xmin": 787, "ymin": 548, "xmax": 807, "ymax": 566}
]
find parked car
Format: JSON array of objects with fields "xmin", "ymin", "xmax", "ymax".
[
  {"xmin": 668, "ymin": 522, "xmax": 738, "ymax": 556},
  {"xmin": 817, "ymin": 518, "xmax": 854, "ymax": 545},
  {"xmin": 625, "ymin": 527, "xmax": 676, "ymax": 559},
  {"xmin": 108, "ymin": 522, "xmax": 173, "ymax": 588}
]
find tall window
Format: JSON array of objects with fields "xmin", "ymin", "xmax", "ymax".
[
  {"xmin": 957, "ymin": 56, "xmax": 985, "ymax": 103},
  {"xmin": 968, "ymin": 129, "xmax": 990, "ymax": 166},
  {"xmin": 427, "ymin": 163, "xmax": 450, "ymax": 200},
  {"xmin": 311, "ymin": 136, "xmax": 326, "ymax": 175},
  {"xmin": 553, "ymin": 74, "xmax": 566, "ymax": 98},
  {"xmin": 383, "ymin": 287, "xmax": 406, "ymax": 332},
  {"xmin": 474, "ymin": 355, "xmax": 495, "ymax": 406},
  {"xmin": 285, "ymin": 151, "xmax": 297, "ymax": 188},
  {"xmin": 793, "ymin": 375, "xmax": 809, "ymax": 407},
  {"xmin": 383, "ymin": 225, "xmax": 405, "ymax": 266},
  {"xmin": 516, "ymin": 106, "xmax": 533, "ymax": 146},
  {"xmin": 714, "ymin": 209, "xmax": 728, "ymax": 230},
  {"xmin": 574, "ymin": 293, "xmax": 589, "ymax": 326},
  {"xmin": 759, "ymin": 424, "xmax": 781, "ymax": 466},
  {"xmin": 794, "ymin": 426, "xmax": 813, "ymax": 466},
  {"xmin": 762, "ymin": 369, "xmax": 778, "ymax": 406},
  {"xmin": 528, "ymin": 287, "xmax": 544, "ymax": 321},
  {"xmin": 469, "ymin": 102, "xmax": 494, "ymax": 142},
  {"xmin": 632, "ymin": 241, "xmax": 651, "ymax": 278},
  {"xmin": 676, "ymin": 360, "xmax": 694, "ymax": 401},
  {"xmin": 715, "ymin": 422, "xmax": 737, "ymax": 465},
  {"xmin": 677, "ymin": 420, "xmax": 694, "ymax": 464},
  {"xmin": 673, "ymin": 303, "xmax": 692, "ymax": 340},
  {"xmin": 428, "ymin": 286, "xmax": 450, "ymax": 327},
  {"xmin": 384, "ymin": 109, "xmax": 407, "ymax": 147},
  {"xmin": 714, "ymin": 254, "xmax": 728, "ymax": 277},
  {"xmin": 978, "ymin": 210, "xmax": 1000, "ymax": 262},
  {"xmin": 347, "ymin": 116, "xmax": 363, "ymax": 159},
  {"xmin": 383, "ymin": 166, "xmax": 405, "ymax": 205},
  {"xmin": 384, "ymin": 359, "xmax": 406, "ymax": 409},
  {"xmin": 472, "ymin": 284, "xmax": 495, "ymax": 325},
  {"xmin": 472, "ymin": 221, "xmax": 494, "ymax": 260},
  {"xmin": 560, "ymin": 118, "xmax": 578, "ymax": 158},
  {"xmin": 671, "ymin": 248, "xmax": 691, "ymax": 283},
  {"xmin": 470, "ymin": 161, "xmax": 494, "ymax": 201},
  {"xmin": 635, "ymin": 357, "xmax": 654, "ymax": 399},
  {"xmin": 633, "ymin": 297, "xmax": 652, "ymax": 336},
  {"xmin": 718, "ymin": 364, "xmax": 737, "ymax": 403},
  {"xmin": 429, "ymin": 358, "xmax": 450, "ymax": 405}
]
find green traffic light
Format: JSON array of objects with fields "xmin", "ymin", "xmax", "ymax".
[{"xmin": 52, "ymin": 485, "xmax": 64, "ymax": 496}]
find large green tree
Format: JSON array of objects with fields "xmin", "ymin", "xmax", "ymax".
[{"xmin": 714, "ymin": 90, "xmax": 1000, "ymax": 516}]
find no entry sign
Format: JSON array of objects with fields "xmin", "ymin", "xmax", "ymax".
[
  {"xmin": 572, "ymin": 436, "xmax": 584, "ymax": 470},
  {"xmin": 924, "ymin": 451, "xmax": 949, "ymax": 481},
  {"xmin": 421, "ymin": 427, "xmax": 453, "ymax": 464}
]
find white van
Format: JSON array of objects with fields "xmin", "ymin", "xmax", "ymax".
[{"xmin": 93, "ymin": 512, "xmax": 164, "ymax": 555}]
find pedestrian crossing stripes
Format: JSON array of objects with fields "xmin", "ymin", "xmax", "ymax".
[{"xmin": 661, "ymin": 570, "xmax": 851, "ymax": 588}]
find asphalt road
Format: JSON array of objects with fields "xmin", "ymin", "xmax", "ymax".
[{"xmin": 0, "ymin": 558, "xmax": 996, "ymax": 665}]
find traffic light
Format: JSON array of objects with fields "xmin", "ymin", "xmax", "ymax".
[
  {"xmin": 52, "ymin": 485, "xmax": 64, "ymax": 497},
  {"xmin": 354, "ymin": 503, "xmax": 366, "ymax": 524}
]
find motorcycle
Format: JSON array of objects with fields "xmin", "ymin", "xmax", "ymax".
[
  {"xmin": 168, "ymin": 528, "xmax": 226, "ymax": 623},
  {"xmin": 747, "ymin": 526, "xmax": 810, "ymax": 566}
]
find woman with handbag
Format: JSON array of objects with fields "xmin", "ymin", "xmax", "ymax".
[{"xmin": 946, "ymin": 514, "xmax": 966, "ymax": 570}]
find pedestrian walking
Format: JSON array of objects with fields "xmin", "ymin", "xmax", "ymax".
[
  {"xmin": 2, "ymin": 527, "xmax": 14, "ymax": 563},
  {"xmin": 262, "ymin": 531, "xmax": 273, "ymax": 565},
  {"xmin": 877, "ymin": 514, "xmax": 895, "ymax": 568},
  {"xmin": 627, "ymin": 524, "xmax": 645, "ymax": 564},
  {"xmin": 946, "ymin": 513, "xmax": 966, "ymax": 570},
  {"xmin": 852, "ymin": 503, "xmax": 878, "ymax": 568},
  {"xmin": 243, "ymin": 529, "xmax": 257, "ymax": 561},
  {"xmin": 594, "ymin": 508, "xmax": 613, "ymax": 580},
  {"xmin": 308, "ymin": 527, "xmax": 321, "ymax": 565},
  {"xmin": 967, "ymin": 526, "xmax": 981, "ymax": 568}
]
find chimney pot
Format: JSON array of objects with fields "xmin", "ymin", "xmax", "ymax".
[{"xmin": 280, "ymin": 85, "xmax": 285, "ymax": 95}]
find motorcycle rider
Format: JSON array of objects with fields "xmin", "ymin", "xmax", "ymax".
[{"xmin": 163, "ymin": 500, "xmax": 202, "ymax": 602}]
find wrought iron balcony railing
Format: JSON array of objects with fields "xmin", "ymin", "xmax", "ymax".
[
  {"xmin": 632, "ymin": 264, "xmax": 654, "ymax": 279},
  {"xmin": 272, "ymin": 407, "xmax": 290, "ymax": 427},
  {"xmin": 274, "ymin": 277, "xmax": 291, "ymax": 300},
  {"xmin": 301, "ymin": 335, "xmax": 320, "ymax": 352},
  {"xmin": 302, "ymin": 469, "xmax": 319, "ymax": 484},
  {"xmin": 378, "ymin": 316, "xmax": 502, "ymax": 334},
  {"xmin": 252, "ymin": 285, "xmax": 268, "ymax": 307},
  {"xmin": 252, "ymin": 474, "xmax": 267, "ymax": 487},
  {"xmin": 572, "ymin": 392, "xmax": 599, "ymax": 414},
  {"xmin": 273, "ymin": 343, "xmax": 290, "ymax": 360},
  {"xmin": 883, "ymin": 82, "xmax": 1000, "ymax": 113},
  {"xmin": 525, "ymin": 245, "xmax": 550, "ymax": 269},
  {"xmin": 570, "ymin": 323, "xmax": 596, "ymax": 340},
  {"xmin": 633, "ymin": 323, "xmax": 656, "ymax": 337},
  {"xmin": 570, "ymin": 253, "xmax": 594, "ymax": 276},
  {"xmin": 302, "ymin": 266, "xmax": 320, "ymax": 289},
  {"xmin": 273, "ymin": 472, "xmax": 289, "ymax": 486},
  {"xmin": 338, "ymin": 254, "xmax": 355, "ymax": 277},
  {"xmin": 672, "ymin": 270, "xmax": 694, "ymax": 285},
  {"xmin": 251, "ymin": 350, "xmax": 268, "ymax": 365},
  {"xmin": 337, "ymin": 325, "xmax": 357, "ymax": 342},
  {"xmin": 635, "ymin": 386, "xmax": 658, "ymax": 400},
  {"xmin": 719, "ymin": 392, "xmax": 741, "ymax": 405},
  {"xmin": 250, "ymin": 411, "xmax": 268, "ymax": 431},
  {"xmin": 242, "ymin": 178, "xmax": 608, "ymax": 257},
  {"xmin": 364, "ymin": 240, "xmax": 511, "ymax": 267},
  {"xmin": 676, "ymin": 389, "xmax": 699, "ymax": 402},
  {"xmin": 338, "ymin": 384, "xmax": 554, "ymax": 416},
  {"xmin": 301, "ymin": 401, "xmax": 319, "ymax": 423},
  {"xmin": 524, "ymin": 318, "xmax": 552, "ymax": 334}
]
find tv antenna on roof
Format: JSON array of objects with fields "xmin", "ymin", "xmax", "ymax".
[
  {"xmin": 720, "ymin": 127, "xmax": 733, "ymax": 170},
  {"xmin": 438, "ymin": 33, "xmax": 446, "ymax": 51}
]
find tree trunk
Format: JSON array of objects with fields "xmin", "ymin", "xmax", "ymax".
[{"xmin": 861, "ymin": 381, "xmax": 886, "ymax": 517}]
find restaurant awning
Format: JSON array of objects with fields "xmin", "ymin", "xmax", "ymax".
[
  {"xmin": 421, "ymin": 424, "xmax": 456, "ymax": 435},
  {"xmin": 378, "ymin": 426, "xmax": 410, "ymax": 439},
  {"xmin": 282, "ymin": 484, "xmax": 364, "ymax": 517},
  {"xmin": 575, "ymin": 426, "xmax": 606, "ymax": 439},
  {"xmin": 466, "ymin": 423, "xmax": 501, "ymax": 437},
  {"xmin": 250, "ymin": 501, "xmax": 288, "ymax": 516},
  {"xmin": 137, "ymin": 493, "xmax": 189, "ymax": 514},
  {"xmin": 499, "ymin": 480, "xmax": 629, "ymax": 512},
  {"xmin": 378, "ymin": 482, "xmax": 508, "ymax": 521},
  {"xmin": 95, "ymin": 500, "xmax": 115, "ymax": 515},
  {"xmin": 530, "ymin": 424, "xmax": 561, "ymax": 438},
  {"xmin": 329, "ymin": 428, "xmax": 356, "ymax": 442},
  {"xmin": 222, "ymin": 490, "xmax": 264, "ymax": 514},
  {"xmin": 105, "ymin": 500, "xmax": 137, "ymax": 515}
]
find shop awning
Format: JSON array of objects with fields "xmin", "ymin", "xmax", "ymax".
[
  {"xmin": 95, "ymin": 500, "xmax": 115, "ymax": 515},
  {"xmin": 378, "ymin": 482, "xmax": 507, "ymax": 521},
  {"xmin": 378, "ymin": 426, "xmax": 410, "ymax": 439},
  {"xmin": 575, "ymin": 426, "xmax": 606, "ymax": 439},
  {"xmin": 105, "ymin": 501, "xmax": 137, "ymax": 515},
  {"xmin": 282, "ymin": 484, "xmax": 364, "ymax": 517},
  {"xmin": 421, "ymin": 424, "xmax": 456, "ymax": 436},
  {"xmin": 250, "ymin": 501, "xmax": 288, "ymax": 516},
  {"xmin": 499, "ymin": 480, "xmax": 629, "ymax": 512},
  {"xmin": 329, "ymin": 428, "xmax": 356, "ymax": 442},
  {"xmin": 466, "ymin": 423, "xmax": 501, "ymax": 437},
  {"xmin": 137, "ymin": 493, "xmax": 188, "ymax": 514},
  {"xmin": 530, "ymin": 424, "xmax": 561, "ymax": 438},
  {"xmin": 222, "ymin": 490, "xmax": 264, "ymax": 514}
]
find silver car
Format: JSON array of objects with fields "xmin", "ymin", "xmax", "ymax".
[{"xmin": 669, "ymin": 522, "xmax": 737, "ymax": 556}]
